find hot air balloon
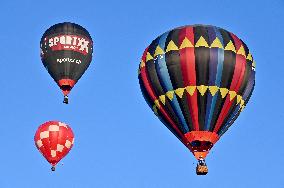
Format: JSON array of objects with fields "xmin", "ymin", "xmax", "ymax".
[
  {"xmin": 34, "ymin": 121, "xmax": 74, "ymax": 171},
  {"xmin": 40, "ymin": 22, "xmax": 93, "ymax": 104},
  {"xmin": 138, "ymin": 25, "xmax": 255, "ymax": 175}
]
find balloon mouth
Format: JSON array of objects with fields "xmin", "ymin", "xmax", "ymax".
[
  {"xmin": 185, "ymin": 131, "xmax": 220, "ymax": 159},
  {"xmin": 47, "ymin": 160, "xmax": 58, "ymax": 167},
  {"xmin": 58, "ymin": 79, "xmax": 76, "ymax": 96},
  {"xmin": 189, "ymin": 141, "xmax": 213, "ymax": 159},
  {"xmin": 190, "ymin": 140, "xmax": 214, "ymax": 151}
]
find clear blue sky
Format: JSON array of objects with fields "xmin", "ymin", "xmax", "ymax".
[{"xmin": 0, "ymin": 0, "xmax": 283, "ymax": 187}]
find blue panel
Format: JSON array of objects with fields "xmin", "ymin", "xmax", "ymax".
[
  {"xmin": 218, "ymin": 105, "xmax": 240, "ymax": 136},
  {"xmin": 154, "ymin": 32, "xmax": 189, "ymax": 133},
  {"xmin": 243, "ymin": 71, "xmax": 255, "ymax": 100},
  {"xmin": 219, "ymin": 68, "xmax": 255, "ymax": 136},
  {"xmin": 205, "ymin": 28, "xmax": 225, "ymax": 130}
]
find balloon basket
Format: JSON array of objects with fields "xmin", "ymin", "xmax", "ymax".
[
  {"xmin": 51, "ymin": 166, "xmax": 56, "ymax": 171},
  {"xmin": 196, "ymin": 160, "xmax": 208, "ymax": 175},
  {"xmin": 63, "ymin": 96, "xmax": 68, "ymax": 104},
  {"xmin": 196, "ymin": 164, "xmax": 208, "ymax": 175}
]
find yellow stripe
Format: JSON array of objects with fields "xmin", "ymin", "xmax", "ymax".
[
  {"xmin": 220, "ymin": 88, "xmax": 229, "ymax": 98},
  {"xmin": 209, "ymin": 86, "xmax": 219, "ymax": 96},
  {"xmin": 146, "ymin": 52, "xmax": 153, "ymax": 62},
  {"xmin": 154, "ymin": 45, "xmax": 164, "ymax": 57},
  {"xmin": 210, "ymin": 38, "xmax": 223, "ymax": 49},
  {"xmin": 159, "ymin": 95, "xmax": 166, "ymax": 105},
  {"xmin": 152, "ymin": 105, "xmax": 158, "ymax": 115},
  {"xmin": 154, "ymin": 99, "xmax": 160, "ymax": 109},
  {"xmin": 246, "ymin": 53, "xmax": 253, "ymax": 61},
  {"xmin": 166, "ymin": 91, "xmax": 174, "ymax": 100},
  {"xmin": 237, "ymin": 45, "xmax": 246, "ymax": 57},
  {"xmin": 237, "ymin": 95, "xmax": 242, "ymax": 104},
  {"xmin": 175, "ymin": 88, "xmax": 185, "ymax": 98},
  {"xmin": 252, "ymin": 60, "xmax": 256, "ymax": 67},
  {"xmin": 185, "ymin": 86, "xmax": 196, "ymax": 96},
  {"xmin": 139, "ymin": 41, "xmax": 253, "ymax": 68},
  {"xmin": 152, "ymin": 86, "xmax": 247, "ymax": 115},
  {"xmin": 229, "ymin": 90, "xmax": 237, "ymax": 101},
  {"xmin": 140, "ymin": 60, "xmax": 145, "ymax": 68},
  {"xmin": 154, "ymin": 85, "xmax": 245, "ymax": 106},
  {"xmin": 195, "ymin": 36, "xmax": 209, "ymax": 47},
  {"xmin": 224, "ymin": 40, "xmax": 236, "ymax": 53},
  {"xmin": 166, "ymin": 40, "xmax": 179, "ymax": 52},
  {"xmin": 197, "ymin": 85, "xmax": 208, "ymax": 96},
  {"xmin": 180, "ymin": 37, "xmax": 194, "ymax": 49}
]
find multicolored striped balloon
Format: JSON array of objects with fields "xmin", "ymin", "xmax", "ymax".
[{"xmin": 138, "ymin": 25, "xmax": 255, "ymax": 161}]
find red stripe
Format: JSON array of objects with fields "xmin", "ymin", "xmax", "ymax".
[
  {"xmin": 38, "ymin": 124, "xmax": 52, "ymax": 159},
  {"xmin": 140, "ymin": 48, "xmax": 187, "ymax": 143},
  {"xmin": 213, "ymin": 35, "xmax": 247, "ymax": 133},
  {"xmin": 231, "ymin": 34, "xmax": 247, "ymax": 90},
  {"xmin": 49, "ymin": 130, "xmax": 59, "ymax": 162},
  {"xmin": 228, "ymin": 34, "xmax": 246, "ymax": 92},
  {"xmin": 178, "ymin": 27, "xmax": 199, "ymax": 131},
  {"xmin": 57, "ymin": 125, "xmax": 74, "ymax": 163},
  {"xmin": 56, "ymin": 126, "xmax": 67, "ymax": 164},
  {"xmin": 48, "ymin": 34, "xmax": 90, "ymax": 55}
]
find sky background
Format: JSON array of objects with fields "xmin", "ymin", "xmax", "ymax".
[{"xmin": 0, "ymin": 0, "xmax": 283, "ymax": 187}]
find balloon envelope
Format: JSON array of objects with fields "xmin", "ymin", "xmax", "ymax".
[
  {"xmin": 138, "ymin": 25, "xmax": 255, "ymax": 159},
  {"xmin": 34, "ymin": 121, "xmax": 74, "ymax": 168},
  {"xmin": 40, "ymin": 22, "xmax": 93, "ymax": 99}
]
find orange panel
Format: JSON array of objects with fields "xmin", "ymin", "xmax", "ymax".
[
  {"xmin": 185, "ymin": 131, "xmax": 220, "ymax": 159},
  {"xmin": 58, "ymin": 79, "xmax": 76, "ymax": 95},
  {"xmin": 185, "ymin": 131, "xmax": 219, "ymax": 144}
]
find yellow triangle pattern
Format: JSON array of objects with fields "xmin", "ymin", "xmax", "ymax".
[
  {"xmin": 154, "ymin": 99, "xmax": 160, "ymax": 109},
  {"xmin": 240, "ymin": 99, "xmax": 245, "ymax": 109},
  {"xmin": 140, "ymin": 60, "xmax": 145, "ymax": 68},
  {"xmin": 175, "ymin": 88, "xmax": 185, "ymax": 98},
  {"xmin": 240, "ymin": 99, "xmax": 245, "ymax": 105},
  {"xmin": 219, "ymin": 88, "xmax": 229, "ymax": 98},
  {"xmin": 185, "ymin": 86, "xmax": 196, "ymax": 96},
  {"xmin": 237, "ymin": 45, "xmax": 246, "ymax": 57},
  {"xmin": 166, "ymin": 91, "xmax": 174, "ymax": 100},
  {"xmin": 159, "ymin": 95, "xmax": 166, "ymax": 105},
  {"xmin": 252, "ymin": 60, "xmax": 256, "ymax": 67},
  {"xmin": 224, "ymin": 40, "xmax": 236, "ymax": 53},
  {"xmin": 153, "ymin": 86, "xmax": 245, "ymax": 113},
  {"xmin": 166, "ymin": 40, "xmax": 179, "ymax": 52},
  {"xmin": 246, "ymin": 53, "xmax": 253, "ymax": 61},
  {"xmin": 143, "ymin": 38, "xmax": 254, "ymax": 64},
  {"xmin": 229, "ymin": 90, "xmax": 237, "ymax": 101},
  {"xmin": 146, "ymin": 52, "xmax": 153, "ymax": 62},
  {"xmin": 152, "ymin": 105, "xmax": 158, "ymax": 115},
  {"xmin": 240, "ymin": 99, "xmax": 245, "ymax": 111},
  {"xmin": 195, "ymin": 36, "xmax": 209, "ymax": 47},
  {"xmin": 180, "ymin": 37, "xmax": 194, "ymax": 49},
  {"xmin": 209, "ymin": 86, "xmax": 219, "ymax": 96},
  {"xmin": 197, "ymin": 85, "xmax": 208, "ymax": 96},
  {"xmin": 237, "ymin": 95, "xmax": 242, "ymax": 104},
  {"xmin": 210, "ymin": 38, "xmax": 223, "ymax": 49},
  {"xmin": 154, "ymin": 45, "xmax": 164, "ymax": 57}
]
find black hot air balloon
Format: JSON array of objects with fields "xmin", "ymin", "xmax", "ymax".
[
  {"xmin": 40, "ymin": 22, "xmax": 93, "ymax": 104},
  {"xmin": 138, "ymin": 25, "xmax": 255, "ymax": 175}
]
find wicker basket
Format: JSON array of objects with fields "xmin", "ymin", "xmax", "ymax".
[{"xmin": 196, "ymin": 165, "xmax": 208, "ymax": 175}]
